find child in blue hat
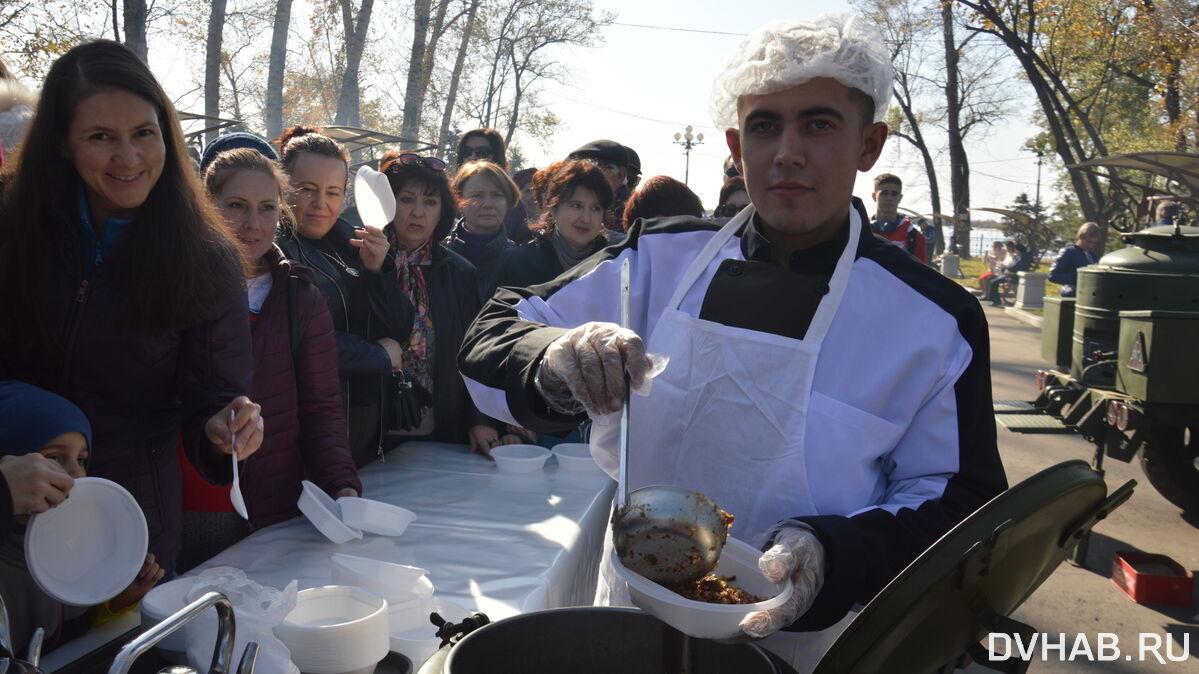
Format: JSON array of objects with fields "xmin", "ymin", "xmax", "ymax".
[{"xmin": 0, "ymin": 381, "xmax": 163, "ymax": 652}]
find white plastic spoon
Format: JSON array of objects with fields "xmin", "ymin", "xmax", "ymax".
[{"xmin": 229, "ymin": 409, "xmax": 249, "ymax": 520}]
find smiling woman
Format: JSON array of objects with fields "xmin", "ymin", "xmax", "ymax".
[
  {"xmin": 275, "ymin": 126, "xmax": 414, "ymax": 468},
  {"xmin": 0, "ymin": 40, "xmax": 265, "ymax": 575}
]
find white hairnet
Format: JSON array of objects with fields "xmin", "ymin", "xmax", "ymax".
[{"xmin": 710, "ymin": 14, "xmax": 894, "ymax": 128}]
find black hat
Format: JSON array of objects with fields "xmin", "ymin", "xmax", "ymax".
[
  {"xmin": 568, "ymin": 139, "xmax": 629, "ymax": 166},
  {"xmin": 624, "ymin": 146, "xmax": 641, "ymax": 175}
]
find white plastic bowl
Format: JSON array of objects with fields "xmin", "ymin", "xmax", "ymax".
[
  {"xmin": 336, "ymin": 497, "xmax": 416, "ymax": 537},
  {"xmin": 551, "ymin": 443, "xmax": 601, "ymax": 473},
  {"xmin": 298, "ymin": 480, "xmax": 363, "ymax": 544},
  {"xmin": 274, "ymin": 585, "xmax": 389, "ymax": 674},
  {"xmin": 139, "ymin": 576, "xmax": 195, "ymax": 657},
  {"xmin": 329, "ymin": 553, "xmax": 434, "ymax": 604},
  {"xmin": 490, "ymin": 444, "xmax": 551, "ymax": 474},
  {"xmin": 388, "ymin": 597, "xmax": 471, "ymax": 665},
  {"xmin": 25, "ymin": 477, "xmax": 148, "ymax": 606},
  {"xmin": 614, "ymin": 536, "xmax": 793, "ymax": 640}
]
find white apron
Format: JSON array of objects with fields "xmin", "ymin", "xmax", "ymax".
[{"xmin": 593, "ymin": 205, "xmax": 862, "ymax": 670}]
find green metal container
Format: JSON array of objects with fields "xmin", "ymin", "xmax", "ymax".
[
  {"xmin": 1071, "ymin": 225, "xmax": 1199, "ymax": 379},
  {"xmin": 1116, "ymin": 310, "xmax": 1199, "ymax": 404},
  {"xmin": 1041, "ymin": 297, "xmax": 1075, "ymax": 368}
]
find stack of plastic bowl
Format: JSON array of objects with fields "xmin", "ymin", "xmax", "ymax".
[
  {"xmin": 388, "ymin": 597, "xmax": 472, "ymax": 665},
  {"xmin": 297, "ymin": 481, "xmax": 363, "ymax": 544},
  {"xmin": 273, "ymin": 585, "xmax": 390, "ymax": 674},
  {"xmin": 138, "ymin": 576, "xmax": 196, "ymax": 662},
  {"xmin": 550, "ymin": 443, "xmax": 601, "ymax": 473},
  {"xmin": 336, "ymin": 498, "xmax": 416, "ymax": 537},
  {"xmin": 613, "ymin": 536, "xmax": 794, "ymax": 640},
  {"xmin": 329, "ymin": 553, "xmax": 434, "ymax": 606},
  {"xmin": 489, "ymin": 444, "xmax": 551, "ymax": 474}
]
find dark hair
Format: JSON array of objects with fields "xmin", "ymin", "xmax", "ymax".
[
  {"xmin": 0, "ymin": 40, "xmax": 241, "ymax": 334},
  {"xmin": 452, "ymin": 160, "xmax": 519, "ymax": 212},
  {"xmin": 0, "ymin": 57, "xmax": 15, "ymax": 82},
  {"xmin": 621, "ymin": 176, "xmax": 704, "ymax": 230},
  {"xmin": 455, "ymin": 128, "xmax": 506, "ymax": 170},
  {"xmin": 849, "ymin": 88, "xmax": 876, "ymax": 129},
  {"xmin": 276, "ymin": 125, "xmax": 349, "ymax": 175},
  {"xmin": 530, "ymin": 160, "xmax": 613, "ymax": 233},
  {"xmin": 718, "ymin": 176, "xmax": 746, "ymax": 208},
  {"xmin": 379, "ymin": 151, "xmax": 456, "ymax": 243},
  {"xmin": 873, "ymin": 173, "xmax": 901, "ymax": 190}
]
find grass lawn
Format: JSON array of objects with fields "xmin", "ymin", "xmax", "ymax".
[{"xmin": 946, "ymin": 256, "xmax": 1063, "ymax": 317}]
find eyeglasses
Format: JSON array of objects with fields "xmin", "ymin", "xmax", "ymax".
[
  {"xmin": 460, "ymin": 146, "xmax": 494, "ymax": 160},
  {"xmin": 397, "ymin": 153, "xmax": 447, "ymax": 173}
]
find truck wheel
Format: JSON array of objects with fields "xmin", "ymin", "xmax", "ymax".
[{"xmin": 1139, "ymin": 425, "xmax": 1199, "ymax": 515}]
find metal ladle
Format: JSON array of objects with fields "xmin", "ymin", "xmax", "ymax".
[{"xmin": 610, "ymin": 258, "xmax": 730, "ymax": 585}]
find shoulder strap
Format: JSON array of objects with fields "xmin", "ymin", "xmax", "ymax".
[{"xmin": 287, "ymin": 273, "xmax": 301, "ymax": 364}]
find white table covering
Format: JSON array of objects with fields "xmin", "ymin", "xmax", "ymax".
[
  {"xmin": 43, "ymin": 441, "xmax": 614, "ymax": 671},
  {"xmin": 203, "ymin": 441, "xmax": 613, "ymax": 617}
]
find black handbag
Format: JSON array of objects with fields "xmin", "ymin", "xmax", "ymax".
[{"xmin": 392, "ymin": 370, "xmax": 433, "ymax": 431}]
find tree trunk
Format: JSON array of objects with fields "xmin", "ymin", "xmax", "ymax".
[
  {"xmin": 438, "ymin": 0, "xmax": 481, "ymax": 153},
  {"xmin": 418, "ymin": 0, "xmax": 452, "ymax": 103},
  {"xmin": 204, "ymin": 0, "xmax": 227, "ymax": 147},
  {"xmin": 123, "ymin": 0, "xmax": 148, "ymax": 62},
  {"xmin": 942, "ymin": 2, "xmax": 972, "ymax": 257},
  {"xmin": 265, "ymin": 0, "xmax": 293, "ymax": 140},
  {"xmin": 110, "ymin": 0, "xmax": 120, "ymax": 41},
  {"xmin": 893, "ymin": 96, "xmax": 943, "ymax": 254},
  {"xmin": 400, "ymin": 0, "xmax": 432, "ymax": 149},
  {"xmin": 335, "ymin": 0, "xmax": 375, "ymax": 128}
]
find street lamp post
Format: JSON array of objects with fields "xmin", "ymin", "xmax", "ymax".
[{"xmin": 673, "ymin": 125, "xmax": 704, "ymax": 185}]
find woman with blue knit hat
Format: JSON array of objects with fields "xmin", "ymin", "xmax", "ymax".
[{"xmin": 0, "ymin": 381, "xmax": 164, "ymax": 652}]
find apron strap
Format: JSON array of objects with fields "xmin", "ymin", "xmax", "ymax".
[{"xmin": 666, "ymin": 205, "xmax": 754, "ymax": 310}]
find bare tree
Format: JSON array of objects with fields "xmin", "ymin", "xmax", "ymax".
[
  {"xmin": 124, "ymin": 0, "xmax": 148, "ymax": 61},
  {"xmin": 204, "ymin": 0, "xmax": 227, "ymax": 146},
  {"xmin": 942, "ymin": 1, "xmax": 972, "ymax": 256},
  {"xmin": 437, "ymin": 0, "xmax": 482, "ymax": 151},
  {"xmin": 335, "ymin": 0, "xmax": 375, "ymax": 127},
  {"xmin": 264, "ymin": 0, "xmax": 293, "ymax": 139},
  {"xmin": 399, "ymin": 0, "xmax": 432, "ymax": 148}
]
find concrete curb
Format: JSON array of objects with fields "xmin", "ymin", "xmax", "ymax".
[{"xmin": 1004, "ymin": 307, "xmax": 1043, "ymax": 328}]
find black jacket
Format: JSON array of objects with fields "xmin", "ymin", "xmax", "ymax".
[
  {"xmin": 277, "ymin": 219, "xmax": 414, "ymax": 408},
  {"xmin": 389, "ymin": 239, "xmax": 492, "ymax": 443},
  {"xmin": 443, "ymin": 220, "xmax": 514, "ymax": 304},
  {"xmin": 492, "ymin": 231, "xmax": 619, "ymax": 293}
]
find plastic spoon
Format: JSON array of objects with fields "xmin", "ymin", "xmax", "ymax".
[
  {"xmin": 229, "ymin": 409, "xmax": 248, "ymax": 520},
  {"xmin": 610, "ymin": 258, "xmax": 730, "ymax": 585}
]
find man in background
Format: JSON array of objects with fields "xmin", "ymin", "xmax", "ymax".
[{"xmin": 870, "ymin": 173, "xmax": 927, "ymax": 263}]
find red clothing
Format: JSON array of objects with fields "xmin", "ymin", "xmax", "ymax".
[
  {"xmin": 872, "ymin": 215, "xmax": 928, "ymax": 263},
  {"xmin": 180, "ymin": 248, "xmax": 362, "ymax": 530}
]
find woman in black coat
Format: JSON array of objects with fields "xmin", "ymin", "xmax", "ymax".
[
  {"xmin": 492, "ymin": 160, "xmax": 619, "ymax": 291},
  {"xmin": 379, "ymin": 151, "xmax": 530, "ymax": 455},
  {"xmin": 275, "ymin": 126, "xmax": 413, "ymax": 467}
]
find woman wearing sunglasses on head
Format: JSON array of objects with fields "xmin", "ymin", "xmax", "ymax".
[
  {"xmin": 381, "ymin": 151, "xmax": 529, "ymax": 455},
  {"xmin": 274, "ymin": 125, "xmax": 414, "ymax": 467}
]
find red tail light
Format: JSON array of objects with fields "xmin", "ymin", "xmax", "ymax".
[
  {"xmin": 1106, "ymin": 400, "xmax": 1131, "ymax": 431},
  {"xmin": 1035, "ymin": 370, "xmax": 1051, "ymax": 391}
]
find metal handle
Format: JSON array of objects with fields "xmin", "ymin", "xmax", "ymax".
[
  {"xmin": 618, "ymin": 257, "xmax": 631, "ymax": 509},
  {"xmin": 108, "ymin": 591, "xmax": 236, "ymax": 674},
  {"xmin": 235, "ymin": 642, "xmax": 259, "ymax": 674}
]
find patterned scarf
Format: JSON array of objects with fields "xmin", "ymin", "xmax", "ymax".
[{"xmin": 392, "ymin": 240, "xmax": 436, "ymax": 392}]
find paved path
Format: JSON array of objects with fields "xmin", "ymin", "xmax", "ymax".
[{"xmin": 963, "ymin": 303, "xmax": 1198, "ymax": 672}]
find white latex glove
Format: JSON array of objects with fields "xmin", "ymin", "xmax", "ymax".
[
  {"xmin": 535, "ymin": 321, "xmax": 654, "ymax": 417},
  {"xmin": 740, "ymin": 526, "xmax": 826, "ymax": 639}
]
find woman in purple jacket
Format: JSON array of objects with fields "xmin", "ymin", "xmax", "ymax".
[
  {"xmin": 176, "ymin": 146, "xmax": 363, "ymax": 570},
  {"xmin": 0, "ymin": 41, "xmax": 263, "ymax": 573}
]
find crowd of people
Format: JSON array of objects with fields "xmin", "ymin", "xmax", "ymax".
[{"xmin": 1, "ymin": 13, "xmax": 1012, "ymax": 669}]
